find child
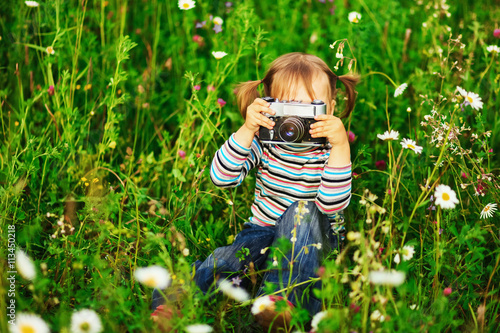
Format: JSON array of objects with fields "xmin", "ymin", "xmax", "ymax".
[{"xmin": 152, "ymin": 52, "xmax": 359, "ymax": 329}]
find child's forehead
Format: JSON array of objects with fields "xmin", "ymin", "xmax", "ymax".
[{"xmin": 276, "ymin": 73, "xmax": 330, "ymax": 99}]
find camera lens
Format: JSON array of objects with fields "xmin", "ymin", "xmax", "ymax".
[{"xmin": 278, "ymin": 117, "xmax": 305, "ymax": 143}]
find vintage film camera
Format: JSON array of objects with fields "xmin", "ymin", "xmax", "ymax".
[{"xmin": 258, "ymin": 97, "xmax": 327, "ymax": 146}]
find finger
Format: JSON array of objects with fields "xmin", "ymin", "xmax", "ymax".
[
  {"xmin": 254, "ymin": 98, "xmax": 272, "ymax": 107},
  {"xmin": 314, "ymin": 114, "xmax": 335, "ymax": 121},
  {"xmin": 310, "ymin": 125, "xmax": 335, "ymax": 137},
  {"xmin": 249, "ymin": 105, "xmax": 275, "ymax": 116},
  {"xmin": 259, "ymin": 114, "xmax": 275, "ymax": 129}
]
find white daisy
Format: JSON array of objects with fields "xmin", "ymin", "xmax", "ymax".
[
  {"xmin": 377, "ymin": 129, "xmax": 399, "ymax": 141},
  {"xmin": 480, "ymin": 203, "xmax": 497, "ymax": 219},
  {"xmin": 217, "ymin": 279, "xmax": 250, "ymax": 302},
  {"xmin": 394, "ymin": 83, "xmax": 408, "ymax": 97},
  {"xmin": 456, "ymin": 86, "xmax": 483, "ymax": 110},
  {"xmin": 486, "ymin": 45, "xmax": 500, "ymax": 54},
  {"xmin": 368, "ymin": 270, "xmax": 406, "ymax": 286},
  {"xmin": 16, "ymin": 249, "xmax": 36, "ymax": 280},
  {"xmin": 434, "ymin": 184, "xmax": 459, "ymax": 209},
  {"xmin": 9, "ymin": 313, "xmax": 50, "ymax": 333},
  {"xmin": 185, "ymin": 324, "xmax": 213, "ymax": 333},
  {"xmin": 347, "ymin": 11, "xmax": 361, "ymax": 24},
  {"xmin": 134, "ymin": 265, "xmax": 171, "ymax": 289},
  {"xmin": 401, "ymin": 245, "xmax": 415, "ymax": 261},
  {"xmin": 178, "ymin": 0, "xmax": 195, "ymax": 10},
  {"xmin": 311, "ymin": 310, "xmax": 328, "ymax": 331},
  {"xmin": 25, "ymin": 1, "xmax": 39, "ymax": 7},
  {"xmin": 213, "ymin": 16, "xmax": 223, "ymax": 25},
  {"xmin": 70, "ymin": 309, "xmax": 103, "ymax": 333},
  {"xmin": 251, "ymin": 295, "xmax": 274, "ymax": 315},
  {"xmin": 212, "ymin": 51, "xmax": 228, "ymax": 60},
  {"xmin": 400, "ymin": 138, "xmax": 423, "ymax": 154}
]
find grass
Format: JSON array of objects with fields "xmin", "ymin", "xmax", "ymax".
[{"xmin": 0, "ymin": 0, "xmax": 499, "ymax": 332}]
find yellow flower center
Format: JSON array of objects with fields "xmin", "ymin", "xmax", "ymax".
[
  {"xmin": 484, "ymin": 206, "xmax": 490, "ymax": 212},
  {"xmin": 144, "ymin": 277, "xmax": 156, "ymax": 287},
  {"xmin": 183, "ymin": 3, "xmax": 190, "ymax": 8},
  {"xmin": 442, "ymin": 193, "xmax": 450, "ymax": 201},
  {"xmin": 467, "ymin": 96, "xmax": 473, "ymax": 103},
  {"xmin": 80, "ymin": 322, "xmax": 90, "ymax": 332},
  {"xmin": 407, "ymin": 144, "xmax": 415, "ymax": 149},
  {"xmin": 20, "ymin": 325, "xmax": 35, "ymax": 333}
]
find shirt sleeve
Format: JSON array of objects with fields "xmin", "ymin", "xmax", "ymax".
[
  {"xmin": 315, "ymin": 163, "xmax": 352, "ymax": 219},
  {"xmin": 210, "ymin": 133, "xmax": 263, "ymax": 188}
]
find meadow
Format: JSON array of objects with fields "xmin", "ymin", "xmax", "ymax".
[{"xmin": 0, "ymin": 0, "xmax": 499, "ymax": 332}]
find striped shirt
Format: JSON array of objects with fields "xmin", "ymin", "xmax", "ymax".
[{"xmin": 210, "ymin": 133, "xmax": 352, "ymax": 235}]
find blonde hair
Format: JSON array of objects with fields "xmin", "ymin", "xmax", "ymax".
[{"xmin": 236, "ymin": 52, "xmax": 360, "ymax": 119}]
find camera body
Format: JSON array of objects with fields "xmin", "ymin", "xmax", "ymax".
[{"xmin": 259, "ymin": 97, "xmax": 327, "ymax": 146}]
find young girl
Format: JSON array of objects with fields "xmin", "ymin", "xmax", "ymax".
[{"xmin": 152, "ymin": 52, "xmax": 359, "ymax": 329}]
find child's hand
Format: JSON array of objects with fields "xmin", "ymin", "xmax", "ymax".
[
  {"xmin": 244, "ymin": 98, "xmax": 276, "ymax": 133},
  {"xmin": 309, "ymin": 115, "xmax": 349, "ymax": 147}
]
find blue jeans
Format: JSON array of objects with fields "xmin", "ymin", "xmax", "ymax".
[{"xmin": 152, "ymin": 201, "xmax": 342, "ymax": 316}]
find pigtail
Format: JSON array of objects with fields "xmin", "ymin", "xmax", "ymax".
[
  {"xmin": 235, "ymin": 80, "xmax": 262, "ymax": 120},
  {"xmin": 337, "ymin": 73, "xmax": 361, "ymax": 119}
]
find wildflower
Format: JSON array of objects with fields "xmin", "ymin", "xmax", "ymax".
[
  {"xmin": 291, "ymin": 236, "xmax": 297, "ymax": 243},
  {"xmin": 348, "ymin": 11, "xmax": 361, "ymax": 23},
  {"xmin": 178, "ymin": 0, "xmax": 195, "ymax": 10},
  {"xmin": 335, "ymin": 51, "xmax": 343, "ymax": 58},
  {"xmin": 347, "ymin": 130, "xmax": 355, "ymax": 143},
  {"xmin": 134, "ymin": 265, "xmax": 171, "ymax": 289},
  {"xmin": 401, "ymin": 245, "xmax": 415, "ymax": 261},
  {"xmin": 195, "ymin": 21, "xmax": 206, "ymax": 28},
  {"xmin": 225, "ymin": 2, "xmax": 233, "ymax": 7},
  {"xmin": 375, "ymin": 160, "xmax": 386, "ymax": 171},
  {"xmin": 409, "ymin": 304, "xmax": 418, "ymax": 310},
  {"xmin": 182, "ymin": 248, "xmax": 190, "ymax": 256},
  {"xmin": 394, "ymin": 83, "xmax": 408, "ymax": 97},
  {"xmin": 368, "ymin": 270, "xmax": 406, "ymax": 286},
  {"xmin": 486, "ymin": 45, "xmax": 500, "ymax": 54},
  {"xmin": 434, "ymin": 184, "xmax": 459, "ymax": 209},
  {"xmin": 213, "ymin": 24, "xmax": 222, "ymax": 33},
  {"xmin": 251, "ymin": 295, "xmax": 274, "ymax": 315},
  {"xmin": 213, "ymin": 16, "xmax": 223, "ymax": 25},
  {"xmin": 370, "ymin": 309, "xmax": 385, "ymax": 322},
  {"xmin": 231, "ymin": 276, "xmax": 242, "ymax": 286},
  {"xmin": 25, "ymin": 1, "xmax": 39, "ymax": 7},
  {"xmin": 193, "ymin": 85, "xmax": 201, "ymax": 90},
  {"xmin": 400, "ymin": 138, "xmax": 423, "ymax": 154},
  {"xmin": 313, "ymin": 243, "xmax": 322, "ymax": 250},
  {"xmin": 456, "ymin": 86, "xmax": 483, "ymax": 110},
  {"xmin": 108, "ymin": 141, "xmax": 116, "ymax": 149},
  {"xmin": 178, "ymin": 150, "xmax": 186, "ymax": 159},
  {"xmin": 260, "ymin": 247, "xmax": 268, "ymax": 254},
  {"xmin": 311, "ymin": 311, "xmax": 328, "ymax": 331},
  {"xmin": 16, "ymin": 249, "xmax": 36, "ymax": 280},
  {"xmin": 84, "ymin": 84, "xmax": 92, "ymax": 91},
  {"xmin": 494, "ymin": 29, "xmax": 500, "ymax": 38},
  {"xmin": 48, "ymin": 85, "xmax": 55, "ymax": 96},
  {"xmin": 377, "ymin": 129, "xmax": 399, "ymax": 141},
  {"xmin": 480, "ymin": 203, "xmax": 497, "ymax": 219},
  {"xmin": 70, "ymin": 309, "xmax": 103, "ymax": 333},
  {"xmin": 393, "ymin": 254, "xmax": 404, "ymax": 267},
  {"xmin": 185, "ymin": 324, "xmax": 213, "ymax": 333},
  {"xmin": 10, "ymin": 313, "xmax": 50, "ymax": 333},
  {"xmin": 207, "ymin": 84, "xmax": 215, "ymax": 91},
  {"xmin": 217, "ymin": 98, "xmax": 226, "ymax": 107},
  {"xmin": 443, "ymin": 287, "xmax": 452, "ymax": 296},
  {"xmin": 212, "ymin": 51, "xmax": 227, "ymax": 60},
  {"xmin": 346, "ymin": 231, "xmax": 360, "ymax": 241},
  {"xmin": 217, "ymin": 279, "xmax": 250, "ymax": 302},
  {"xmin": 272, "ymin": 257, "xmax": 278, "ymax": 267}
]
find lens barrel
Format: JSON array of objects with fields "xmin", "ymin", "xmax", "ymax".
[{"xmin": 278, "ymin": 117, "xmax": 305, "ymax": 143}]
